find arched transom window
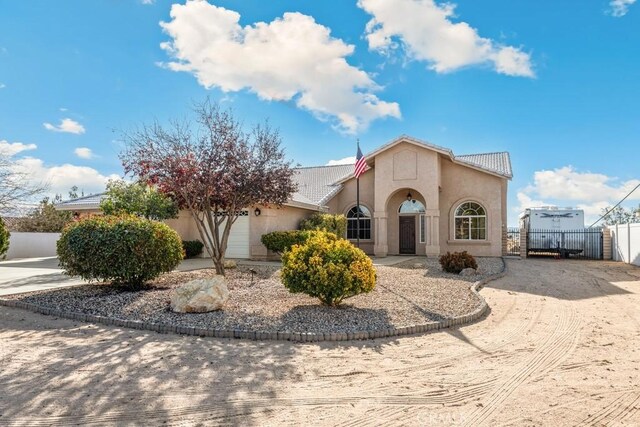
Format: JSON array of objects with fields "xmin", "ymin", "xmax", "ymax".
[
  {"xmin": 346, "ymin": 205, "xmax": 371, "ymax": 240},
  {"xmin": 455, "ymin": 202, "xmax": 487, "ymax": 240},
  {"xmin": 398, "ymin": 199, "xmax": 426, "ymax": 214}
]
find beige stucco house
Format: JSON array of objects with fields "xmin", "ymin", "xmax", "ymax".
[{"xmin": 57, "ymin": 135, "xmax": 512, "ymax": 259}]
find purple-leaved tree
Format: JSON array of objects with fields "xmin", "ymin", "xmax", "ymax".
[{"xmin": 120, "ymin": 100, "xmax": 297, "ymax": 275}]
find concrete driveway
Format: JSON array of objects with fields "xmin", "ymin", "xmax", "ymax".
[
  {"xmin": 0, "ymin": 257, "xmax": 86, "ymax": 296},
  {"xmin": 1, "ymin": 258, "xmax": 639, "ymax": 425}
]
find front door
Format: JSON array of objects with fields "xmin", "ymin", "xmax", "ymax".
[{"xmin": 399, "ymin": 216, "xmax": 416, "ymax": 254}]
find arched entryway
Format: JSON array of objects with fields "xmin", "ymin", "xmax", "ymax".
[
  {"xmin": 398, "ymin": 198, "xmax": 426, "ymax": 254},
  {"xmin": 384, "ymin": 189, "xmax": 427, "ymax": 255}
]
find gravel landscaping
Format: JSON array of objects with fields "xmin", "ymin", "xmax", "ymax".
[{"xmin": 2, "ymin": 257, "xmax": 503, "ymax": 334}]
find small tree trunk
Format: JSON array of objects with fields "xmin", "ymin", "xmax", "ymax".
[{"xmin": 212, "ymin": 255, "xmax": 225, "ymax": 276}]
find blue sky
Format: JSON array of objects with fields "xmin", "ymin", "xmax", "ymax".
[{"xmin": 0, "ymin": 0, "xmax": 638, "ymax": 225}]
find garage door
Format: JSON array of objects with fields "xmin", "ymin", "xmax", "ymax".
[{"xmin": 224, "ymin": 210, "xmax": 250, "ymax": 259}]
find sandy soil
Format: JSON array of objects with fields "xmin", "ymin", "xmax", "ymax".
[{"xmin": 1, "ymin": 258, "xmax": 639, "ymax": 426}]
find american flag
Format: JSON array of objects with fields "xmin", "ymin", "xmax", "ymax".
[{"xmin": 354, "ymin": 144, "xmax": 367, "ymax": 179}]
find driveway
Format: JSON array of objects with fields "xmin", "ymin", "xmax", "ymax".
[
  {"xmin": 0, "ymin": 257, "xmax": 86, "ymax": 296},
  {"xmin": 1, "ymin": 259, "xmax": 639, "ymax": 425}
]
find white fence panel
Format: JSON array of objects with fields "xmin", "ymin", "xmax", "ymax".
[
  {"xmin": 611, "ymin": 223, "xmax": 640, "ymax": 267},
  {"xmin": 5, "ymin": 232, "xmax": 60, "ymax": 260}
]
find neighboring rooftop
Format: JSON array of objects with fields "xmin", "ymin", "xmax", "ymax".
[{"xmin": 55, "ymin": 193, "xmax": 105, "ymax": 211}]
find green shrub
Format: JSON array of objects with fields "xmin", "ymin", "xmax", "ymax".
[
  {"xmin": 281, "ymin": 232, "xmax": 376, "ymax": 306},
  {"xmin": 261, "ymin": 230, "xmax": 337, "ymax": 254},
  {"xmin": 300, "ymin": 213, "xmax": 347, "ymax": 237},
  {"xmin": 0, "ymin": 217, "xmax": 10, "ymax": 260},
  {"xmin": 438, "ymin": 251, "xmax": 478, "ymax": 274},
  {"xmin": 57, "ymin": 215, "xmax": 183, "ymax": 289},
  {"xmin": 182, "ymin": 240, "xmax": 204, "ymax": 258}
]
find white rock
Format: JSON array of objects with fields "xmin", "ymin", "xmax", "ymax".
[
  {"xmin": 459, "ymin": 268, "xmax": 477, "ymax": 277},
  {"xmin": 171, "ymin": 277, "xmax": 229, "ymax": 313}
]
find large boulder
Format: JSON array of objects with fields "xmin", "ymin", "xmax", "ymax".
[
  {"xmin": 171, "ymin": 277, "xmax": 229, "ymax": 313},
  {"xmin": 459, "ymin": 268, "xmax": 478, "ymax": 277}
]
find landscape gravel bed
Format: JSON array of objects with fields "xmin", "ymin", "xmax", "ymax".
[{"xmin": 2, "ymin": 257, "xmax": 503, "ymax": 335}]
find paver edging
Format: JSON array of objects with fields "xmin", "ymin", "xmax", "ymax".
[{"xmin": 0, "ymin": 258, "xmax": 506, "ymax": 342}]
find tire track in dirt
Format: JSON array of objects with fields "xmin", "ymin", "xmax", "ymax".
[
  {"xmin": 0, "ymin": 381, "xmax": 506, "ymax": 427},
  {"xmin": 576, "ymin": 391, "xmax": 640, "ymax": 426},
  {"xmin": 462, "ymin": 302, "xmax": 582, "ymax": 427},
  {"xmin": 495, "ymin": 388, "xmax": 640, "ymax": 426},
  {"xmin": 382, "ymin": 292, "xmax": 545, "ymax": 378}
]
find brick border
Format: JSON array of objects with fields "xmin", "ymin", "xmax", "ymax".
[{"xmin": 0, "ymin": 259, "xmax": 506, "ymax": 342}]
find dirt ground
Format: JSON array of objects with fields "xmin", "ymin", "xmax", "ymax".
[{"xmin": 1, "ymin": 258, "xmax": 639, "ymax": 426}]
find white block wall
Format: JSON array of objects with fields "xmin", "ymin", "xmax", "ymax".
[
  {"xmin": 5, "ymin": 232, "xmax": 60, "ymax": 260},
  {"xmin": 611, "ymin": 223, "xmax": 640, "ymax": 267}
]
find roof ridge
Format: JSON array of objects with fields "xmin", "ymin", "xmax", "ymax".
[
  {"xmin": 294, "ymin": 164, "xmax": 353, "ymax": 170},
  {"xmin": 457, "ymin": 151, "xmax": 509, "ymax": 156}
]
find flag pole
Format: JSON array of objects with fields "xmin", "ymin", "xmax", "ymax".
[{"xmin": 356, "ymin": 138, "xmax": 360, "ymax": 249}]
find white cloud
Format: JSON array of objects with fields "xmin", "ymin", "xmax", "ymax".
[
  {"xmin": 43, "ymin": 118, "xmax": 86, "ymax": 135},
  {"xmin": 609, "ymin": 0, "xmax": 636, "ymax": 16},
  {"xmin": 0, "ymin": 83, "xmax": 5, "ymax": 89},
  {"xmin": 159, "ymin": 1, "xmax": 400, "ymax": 134},
  {"xmin": 141, "ymin": 0, "xmax": 155, "ymax": 4},
  {"xmin": 515, "ymin": 166, "xmax": 640, "ymax": 224},
  {"xmin": 326, "ymin": 156, "xmax": 356, "ymax": 166},
  {"xmin": 13, "ymin": 157, "xmax": 119, "ymax": 198},
  {"xmin": 74, "ymin": 147, "xmax": 95, "ymax": 159},
  {"xmin": 0, "ymin": 140, "xmax": 37, "ymax": 157},
  {"xmin": 358, "ymin": 0, "xmax": 534, "ymax": 77}
]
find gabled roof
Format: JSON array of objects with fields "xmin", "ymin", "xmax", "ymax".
[
  {"xmin": 347, "ymin": 135, "xmax": 513, "ymax": 180},
  {"xmin": 55, "ymin": 135, "xmax": 512, "ymax": 212}
]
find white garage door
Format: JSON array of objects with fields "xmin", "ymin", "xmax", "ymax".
[{"xmin": 224, "ymin": 211, "xmax": 250, "ymax": 259}]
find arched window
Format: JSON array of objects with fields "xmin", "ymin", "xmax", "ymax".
[
  {"xmin": 454, "ymin": 202, "xmax": 487, "ymax": 240},
  {"xmin": 346, "ymin": 205, "xmax": 371, "ymax": 240},
  {"xmin": 398, "ymin": 199, "xmax": 426, "ymax": 214}
]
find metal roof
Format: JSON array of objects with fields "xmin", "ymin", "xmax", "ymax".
[
  {"xmin": 291, "ymin": 164, "xmax": 353, "ymax": 206},
  {"xmin": 55, "ymin": 193, "xmax": 105, "ymax": 210},
  {"xmin": 455, "ymin": 152, "xmax": 513, "ymax": 178}
]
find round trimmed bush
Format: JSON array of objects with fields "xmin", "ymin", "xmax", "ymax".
[
  {"xmin": 439, "ymin": 251, "xmax": 478, "ymax": 274},
  {"xmin": 0, "ymin": 217, "xmax": 10, "ymax": 259},
  {"xmin": 182, "ymin": 239, "xmax": 204, "ymax": 258},
  {"xmin": 281, "ymin": 232, "xmax": 376, "ymax": 306},
  {"xmin": 57, "ymin": 215, "xmax": 183, "ymax": 288}
]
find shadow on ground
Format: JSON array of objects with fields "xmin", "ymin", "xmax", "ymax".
[{"xmin": 0, "ymin": 309, "xmax": 297, "ymax": 425}]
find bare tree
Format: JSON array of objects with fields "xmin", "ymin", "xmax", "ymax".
[
  {"xmin": 120, "ymin": 100, "xmax": 297, "ymax": 275},
  {"xmin": 0, "ymin": 153, "xmax": 46, "ymax": 215}
]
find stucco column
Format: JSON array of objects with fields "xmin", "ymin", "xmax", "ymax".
[
  {"xmin": 374, "ymin": 212, "xmax": 388, "ymax": 257},
  {"xmin": 425, "ymin": 214, "xmax": 440, "ymax": 256}
]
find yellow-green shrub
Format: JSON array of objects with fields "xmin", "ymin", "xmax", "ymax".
[
  {"xmin": 57, "ymin": 215, "xmax": 183, "ymax": 288},
  {"xmin": 281, "ymin": 232, "xmax": 376, "ymax": 306},
  {"xmin": 299, "ymin": 213, "xmax": 347, "ymax": 237},
  {"xmin": 261, "ymin": 230, "xmax": 337, "ymax": 254}
]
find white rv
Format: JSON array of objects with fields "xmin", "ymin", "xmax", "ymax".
[
  {"xmin": 519, "ymin": 207, "xmax": 599, "ymax": 258},
  {"xmin": 519, "ymin": 207, "xmax": 585, "ymax": 230}
]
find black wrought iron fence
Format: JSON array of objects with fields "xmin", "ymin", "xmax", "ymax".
[
  {"xmin": 505, "ymin": 227, "xmax": 521, "ymax": 256},
  {"xmin": 527, "ymin": 228, "xmax": 603, "ymax": 259}
]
